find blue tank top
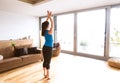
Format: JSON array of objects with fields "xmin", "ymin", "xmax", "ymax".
[{"xmin": 44, "ymin": 30, "xmax": 53, "ymax": 47}]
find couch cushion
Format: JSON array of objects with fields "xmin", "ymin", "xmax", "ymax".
[
  {"xmin": 0, "ymin": 57, "xmax": 22, "ymax": 73},
  {"xmin": 0, "ymin": 46, "xmax": 14, "ymax": 59},
  {"xmin": 20, "ymin": 54, "xmax": 41, "ymax": 65},
  {"xmin": 0, "ymin": 57, "xmax": 22, "ymax": 67}
]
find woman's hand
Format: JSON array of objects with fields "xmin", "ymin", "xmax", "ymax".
[
  {"xmin": 46, "ymin": 10, "xmax": 52, "ymax": 21},
  {"xmin": 47, "ymin": 10, "xmax": 52, "ymax": 18}
]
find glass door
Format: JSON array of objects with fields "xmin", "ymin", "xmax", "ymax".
[
  {"xmin": 109, "ymin": 7, "xmax": 120, "ymax": 58},
  {"xmin": 57, "ymin": 14, "xmax": 74, "ymax": 51},
  {"xmin": 77, "ymin": 9, "xmax": 105, "ymax": 56}
]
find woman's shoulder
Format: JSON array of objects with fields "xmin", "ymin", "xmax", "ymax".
[{"xmin": 45, "ymin": 30, "xmax": 52, "ymax": 35}]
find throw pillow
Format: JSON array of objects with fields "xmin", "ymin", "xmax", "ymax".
[
  {"xmin": 14, "ymin": 48, "xmax": 27, "ymax": 57},
  {"xmin": 27, "ymin": 47, "xmax": 37, "ymax": 54},
  {"xmin": 0, "ymin": 54, "xmax": 3, "ymax": 60}
]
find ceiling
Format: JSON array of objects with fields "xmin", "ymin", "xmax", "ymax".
[
  {"xmin": 19, "ymin": 0, "xmax": 53, "ymax": 5},
  {"xmin": 0, "ymin": 0, "xmax": 120, "ymax": 17}
]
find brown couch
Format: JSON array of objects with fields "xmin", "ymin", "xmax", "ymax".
[{"xmin": 0, "ymin": 39, "xmax": 42, "ymax": 73}]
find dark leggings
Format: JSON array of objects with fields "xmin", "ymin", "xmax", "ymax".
[{"xmin": 42, "ymin": 46, "xmax": 52, "ymax": 69}]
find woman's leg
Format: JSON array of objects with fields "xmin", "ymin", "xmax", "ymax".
[
  {"xmin": 43, "ymin": 68, "xmax": 46, "ymax": 77},
  {"xmin": 45, "ymin": 47, "xmax": 52, "ymax": 79},
  {"xmin": 46, "ymin": 69, "xmax": 50, "ymax": 80},
  {"xmin": 42, "ymin": 46, "xmax": 48, "ymax": 77},
  {"xmin": 43, "ymin": 46, "xmax": 52, "ymax": 79}
]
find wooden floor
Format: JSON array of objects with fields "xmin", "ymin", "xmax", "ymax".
[{"xmin": 0, "ymin": 53, "xmax": 120, "ymax": 83}]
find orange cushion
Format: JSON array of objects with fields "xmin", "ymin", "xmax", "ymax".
[{"xmin": 108, "ymin": 58, "xmax": 120, "ymax": 69}]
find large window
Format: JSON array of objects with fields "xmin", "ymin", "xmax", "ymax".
[
  {"xmin": 110, "ymin": 7, "xmax": 120, "ymax": 57},
  {"xmin": 77, "ymin": 9, "xmax": 105, "ymax": 56},
  {"xmin": 57, "ymin": 14, "xmax": 74, "ymax": 51},
  {"xmin": 40, "ymin": 5, "xmax": 120, "ymax": 60}
]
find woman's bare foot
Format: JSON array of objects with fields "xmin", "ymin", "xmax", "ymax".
[
  {"xmin": 44, "ymin": 75, "xmax": 47, "ymax": 78},
  {"xmin": 47, "ymin": 78, "xmax": 50, "ymax": 80},
  {"xmin": 46, "ymin": 74, "xmax": 50, "ymax": 80}
]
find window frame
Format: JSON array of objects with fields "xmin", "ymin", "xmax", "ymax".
[{"xmin": 39, "ymin": 4, "xmax": 120, "ymax": 61}]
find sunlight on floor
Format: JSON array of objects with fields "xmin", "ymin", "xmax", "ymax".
[
  {"xmin": 49, "ymin": 53, "xmax": 120, "ymax": 83},
  {"xmin": 0, "ymin": 53, "xmax": 120, "ymax": 83}
]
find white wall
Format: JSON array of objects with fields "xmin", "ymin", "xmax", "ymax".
[{"xmin": 0, "ymin": 10, "xmax": 40, "ymax": 47}]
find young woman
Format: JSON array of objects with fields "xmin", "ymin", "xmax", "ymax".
[{"xmin": 41, "ymin": 11, "xmax": 54, "ymax": 80}]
